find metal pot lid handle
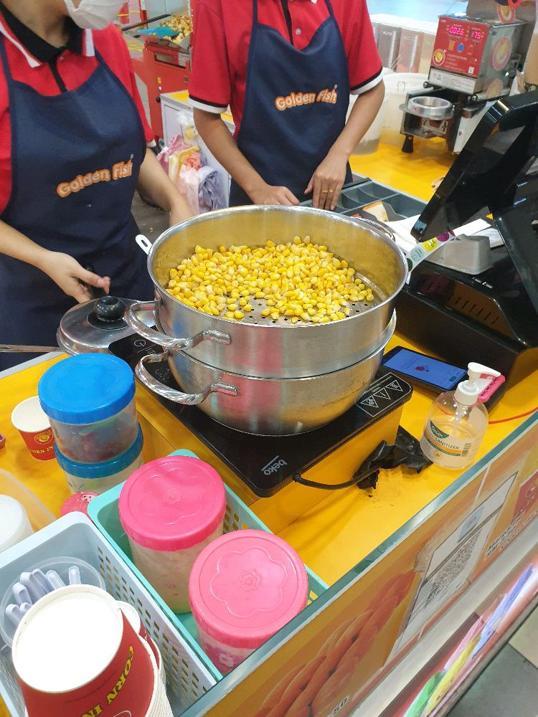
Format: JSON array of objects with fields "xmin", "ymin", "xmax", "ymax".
[
  {"xmin": 125, "ymin": 300, "xmax": 231, "ymax": 352},
  {"xmin": 135, "ymin": 351, "xmax": 238, "ymax": 406}
]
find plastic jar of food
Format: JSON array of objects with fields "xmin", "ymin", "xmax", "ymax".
[
  {"xmin": 56, "ymin": 427, "xmax": 144, "ymax": 494},
  {"xmin": 38, "ymin": 354, "xmax": 138, "ymax": 463},
  {"xmin": 119, "ymin": 456, "xmax": 226, "ymax": 612},
  {"xmin": 189, "ymin": 530, "xmax": 308, "ymax": 674}
]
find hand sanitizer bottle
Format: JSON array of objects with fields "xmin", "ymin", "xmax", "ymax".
[{"xmin": 420, "ymin": 363, "xmax": 500, "ymax": 470}]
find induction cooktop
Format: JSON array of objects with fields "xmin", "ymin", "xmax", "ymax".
[{"xmin": 110, "ymin": 333, "xmax": 412, "ymax": 496}]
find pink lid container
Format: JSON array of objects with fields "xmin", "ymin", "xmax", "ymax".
[
  {"xmin": 61, "ymin": 492, "xmax": 98, "ymax": 517},
  {"xmin": 119, "ymin": 456, "xmax": 226, "ymax": 551},
  {"xmin": 189, "ymin": 530, "xmax": 308, "ymax": 650}
]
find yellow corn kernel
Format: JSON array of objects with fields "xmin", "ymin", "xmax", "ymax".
[
  {"xmin": 225, "ymin": 311, "xmax": 235, "ymax": 320},
  {"xmin": 234, "ymin": 311, "xmax": 245, "ymax": 320},
  {"xmin": 169, "ymin": 236, "xmax": 373, "ymax": 324}
]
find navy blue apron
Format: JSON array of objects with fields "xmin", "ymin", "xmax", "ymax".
[
  {"xmin": 229, "ymin": 0, "xmax": 352, "ymax": 206},
  {"xmin": 0, "ymin": 40, "xmax": 153, "ymax": 370}
]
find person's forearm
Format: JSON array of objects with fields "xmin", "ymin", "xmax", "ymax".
[
  {"xmin": 0, "ymin": 219, "xmax": 49, "ymax": 270},
  {"xmin": 193, "ymin": 109, "xmax": 265, "ymax": 197},
  {"xmin": 331, "ymin": 82, "xmax": 385, "ymax": 159},
  {"xmin": 137, "ymin": 148, "xmax": 191, "ymax": 218}
]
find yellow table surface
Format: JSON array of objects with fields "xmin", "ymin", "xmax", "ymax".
[
  {"xmin": 1, "ymin": 341, "xmax": 535, "ymax": 591},
  {"xmin": 0, "ymin": 141, "xmax": 536, "ymax": 714}
]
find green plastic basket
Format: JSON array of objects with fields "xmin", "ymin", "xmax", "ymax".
[{"xmin": 88, "ymin": 449, "xmax": 327, "ymax": 679}]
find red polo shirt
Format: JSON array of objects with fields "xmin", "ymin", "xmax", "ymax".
[
  {"xmin": 0, "ymin": 13, "xmax": 152, "ymax": 215},
  {"xmin": 189, "ymin": 0, "xmax": 382, "ymax": 132}
]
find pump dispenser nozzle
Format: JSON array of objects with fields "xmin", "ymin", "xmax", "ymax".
[{"xmin": 455, "ymin": 363, "xmax": 501, "ymax": 406}]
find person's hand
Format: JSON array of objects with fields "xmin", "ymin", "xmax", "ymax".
[
  {"xmin": 38, "ymin": 251, "xmax": 110, "ymax": 303},
  {"xmin": 305, "ymin": 149, "xmax": 348, "ymax": 210},
  {"xmin": 248, "ymin": 182, "xmax": 300, "ymax": 206}
]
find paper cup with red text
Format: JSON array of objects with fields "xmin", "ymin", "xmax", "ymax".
[
  {"xmin": 11, "ymin": 396, "xmax": 54, "ymax": 461},
  {"xmin": 12, "ymin": 585, "xmax": 155, "ymax": 717}
]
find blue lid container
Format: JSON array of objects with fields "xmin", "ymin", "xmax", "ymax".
[
  {"xmin": 39, "ymin": 354, "xmax": 135, "ymax": 425},
  {"xmin": 55, "ymin": 427, "xmax": 144, "ymax": 479}
]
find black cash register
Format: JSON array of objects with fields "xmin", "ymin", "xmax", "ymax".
[{"xmin": 397, "ymin": 91, "xmax": 538, "ymax": 386}]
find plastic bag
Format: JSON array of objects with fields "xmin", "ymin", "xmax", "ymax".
[
  {"xmin": 198, "ymin": 165, "xmax": 227, "ymax": 212},
  {"xmin": 177, "ymin": 108, "xmax": 198, "ymax": 147},
  {"xmin": 180, "ymin": 165, "xmax": 200, "ymax": 215},
  {"xmin": 157, "ymin": 109, "xmax": 227, "ymax": 214}
]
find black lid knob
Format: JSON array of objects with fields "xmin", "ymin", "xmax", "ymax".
[{"xmin": 94, "ymin": 296, "xmax": 125, "ymax": 322}]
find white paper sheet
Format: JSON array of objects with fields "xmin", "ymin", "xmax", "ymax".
[{"xmin": 387, "ymin": 216, "xmax": 505, "ymax": 255}]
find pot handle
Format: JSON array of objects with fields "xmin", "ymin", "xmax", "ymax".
[
  {"xmin": 135, "ymin": 351, "xmax": 238, "ymax": 406},
  {"xmin": 125, "ymin": 300, "xmax": 231, "ymax": 352}
]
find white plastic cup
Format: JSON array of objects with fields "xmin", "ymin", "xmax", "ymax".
[
  {"xmin": 0, "ymin": 495, "xmax": 33, "ymax": 553},
  {"xmin": 145, "ymin": 647, "xmax": 173, "ymax": 717},
  {"xmin": 117, "ymin": 601, "xmax": 165, "ymax": 684}
]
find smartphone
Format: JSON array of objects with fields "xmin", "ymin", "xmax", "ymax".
[{"xmin": 382, "ymin": 346, "xmax": 467, "ymax": 392}]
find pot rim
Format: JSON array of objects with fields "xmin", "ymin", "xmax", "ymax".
[
  {"xmin": 148, "ymin": 206, "xmax": 408, "ymax": 330},
  {"xmin": 171, "ymin": 313, "xmax": 397, "ymax": 381}
]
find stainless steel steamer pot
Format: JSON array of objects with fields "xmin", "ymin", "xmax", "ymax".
[
  {"xmin": 135, "ymin": 315, "xmax": 396, "ymax": 436},
  {"xmin": 126, "ymin": 206, "xmax": 407, "ymax": 379}
]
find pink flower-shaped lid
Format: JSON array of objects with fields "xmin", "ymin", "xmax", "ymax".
[
  {"xmin": 119, "ymin": 456, "xmax": 226, "ymax": 551},
  {"xmin": 189, "ymin": 530, "xmax": 308, "ymax": 649}
]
